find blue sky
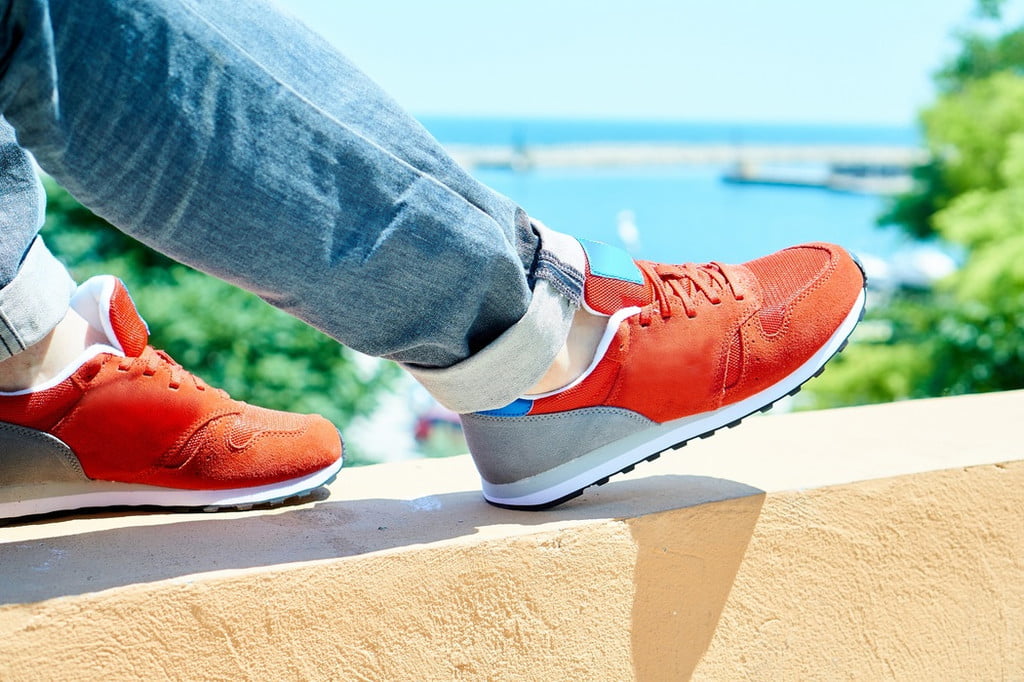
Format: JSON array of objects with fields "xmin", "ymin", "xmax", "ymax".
[{"xmin": 284, "ymin": 0, "xmax": 1012, "ymax": 125}]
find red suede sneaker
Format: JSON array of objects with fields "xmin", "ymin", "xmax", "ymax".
[
  {"xmin": 0, "ymin": 276, "xmax": 342, "ymax": 520},
  {"xmin": 461, "ymin": 239, "xmax": 866, "ymax": 509}
]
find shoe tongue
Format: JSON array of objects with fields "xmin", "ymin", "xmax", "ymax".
[
  {"xmin": 578, "ymin": 238, "xmax": 653, "ymax": 314},
  {"xmin": 71, "ymin": 275, "xmax": 149, "ymax": 357}
]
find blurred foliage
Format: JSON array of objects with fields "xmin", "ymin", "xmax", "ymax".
[
  {"xmin": 975, "ymin": 0, "xmax": 1009, "ymax": 19},
  {"xmin": 876, "ymin": 158, "xmax": 954, "ymax": 239},
  {"xmin": 806, "ymin": 61, "xmax": 1024, "ymax": 406},
  {"xmin": 935, "ymin": 25, "xmax": 1024, "ymax": 93},
  {"xmin": 41, "ymin": 179, "xmax": 400, "ymax": 465},
  {"xmin": 880, "ymin": 3, "xmax": 1024, "ymax": 239}
]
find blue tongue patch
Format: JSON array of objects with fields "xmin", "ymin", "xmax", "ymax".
[{"xmin": 578, "ymin": 238, "xmax": 643, "ymax": 284}]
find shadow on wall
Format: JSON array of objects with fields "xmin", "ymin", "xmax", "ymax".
[
  {"xmin": 628, "ymin": 493, "xmax": 765, "ymax": 680},
  {"xmin": 1, "ymin": 473, "xmax": 764, "ymax": 607}
]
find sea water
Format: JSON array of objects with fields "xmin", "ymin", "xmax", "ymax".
[{"xmin": 421, "ymin": 117, "xmax": 920, "ymax": 264}]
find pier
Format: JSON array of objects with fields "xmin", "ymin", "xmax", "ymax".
[{"xmin": 446, "ymin": 142, "xmax": 926, "ymax": 170}]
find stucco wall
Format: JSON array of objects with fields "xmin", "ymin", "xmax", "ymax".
[{"xmin": 2, "ymin": 391, "xmax": 1022, "ymax": 680}]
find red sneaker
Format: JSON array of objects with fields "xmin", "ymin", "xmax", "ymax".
[
  {"xmin": 0, "ymin": 276, "xmax": 342, "ymax": 520},
  {"xmin": 461, "ymin": 240, "xmax": 866, "ymax": 509}
]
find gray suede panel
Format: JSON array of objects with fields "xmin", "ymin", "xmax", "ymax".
[
  {"xmin": 460, "ymin": 407, "xmax": 655, "ymax": 485},
  {"xmin": 0, "ymin": 422, "xmax": 86, "ymax": 486}
]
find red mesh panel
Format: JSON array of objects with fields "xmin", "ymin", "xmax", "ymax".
[
  {"xmin": 723, "ymin": 331, "xmax": 743, "ymax": 390},
  {"xmin": 0, "ymin": 380, "xmax": 81, "ymax": 430},
  {"xmin": 745, "ymin": 247, "xmax": 829, "ymax": 335},
  {"xmin": 758, "ymin": 308, "xmax": 787, "ymax": 336},
  {"xmin": 583, "ymin": 277, "xmax": 651, "ymax": 315},
  {"xmin": 227, "ymin": 405, "xmax": 303, "ymax": 448},
  {"xmin": 109, "ymin": 280, "xmax": 149, "ymax": 357}
]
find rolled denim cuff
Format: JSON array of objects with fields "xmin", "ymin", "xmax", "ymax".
[
  {"xmin": 405, "ymin": 223, "xmax": 587, "ymax": 413},
  {"xmin": 0, "ymin": 237, "xmax": 75, "ymax": 360}
]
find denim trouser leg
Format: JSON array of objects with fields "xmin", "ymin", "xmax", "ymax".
[
  {"xmin": 0, "ymin": 117, "xmax": 76, "ymax": 357},
  {"xmin": 0, "ymin": 0, "xmax": 587, "ymax": 411}
]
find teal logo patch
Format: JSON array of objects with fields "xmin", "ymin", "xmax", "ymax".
[{"xmin": 579, "ymin": 238, "xmax": 643, "ymax": 284}]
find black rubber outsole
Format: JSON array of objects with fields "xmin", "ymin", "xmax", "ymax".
[{"xmin": 489, "ymin": 269, "xmax": 869, "ymax": 512}]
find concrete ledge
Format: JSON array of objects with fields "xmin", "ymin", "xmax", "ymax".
[{"xmin": 1, "ymin": 391, "xmax": 1022, "ymax": 680}]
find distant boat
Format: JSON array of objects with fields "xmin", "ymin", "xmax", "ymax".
[
  {"xmin": 723, "ymin": 161, "xmax": 912, "ymax": 195},
  {"xmin": 826, "ymin": 163, "xmax": 913, "ymax": 195},
  {"xmin": 616, "ymin": 209, "xmax": 641, "ymax": 254}
]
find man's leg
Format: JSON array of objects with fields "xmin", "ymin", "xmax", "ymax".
[
  {"xmin": 0, "ymin": 0, "xmax": 867, "ymax": 516},
  {"xmin": 0, "ymin": 102, "xmax": 343, "ymax": 517},
  {"xmin": 0, "ymin": 0, "xmax": 583, "ymax": 519},
  {"xmin": 0, "ymin": 0, "xmax": 583, "ymax": 412}
]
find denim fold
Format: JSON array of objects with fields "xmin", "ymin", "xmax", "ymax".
[
  {"xmin": 406, "ymin": 222, "xmax": 587, "ymax": 412},
  {"xmin": 0, "ymin": 237, "xmax": 76, "ymax": 360}
]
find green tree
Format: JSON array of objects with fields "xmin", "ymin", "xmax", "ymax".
[
  {"xmin": 41, "ymin": 179, "xmax": 399, "ymax": 464},
  {"xmin": 880, "ymin": 1, "xmax": 1024, "ymax": 239},
  {"xmin": 936, "ymin": 0, "xmax": 1022, "ymax": 93},
  {"xmin": 807, "ymin": 71, "xmax": 1024, "ymax": 407}
]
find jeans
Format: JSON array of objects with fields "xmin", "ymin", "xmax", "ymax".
[{"xmin": 0, "ymin": 0, "xmax": 588, "ymax": 411}]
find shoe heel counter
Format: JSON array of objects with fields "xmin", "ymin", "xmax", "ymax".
[
  {"xmin": 460, "ymin": 408, "xmax": 654, "ymax": 486},
  {"xmin": 0, "ymin": 422, "xmax": 87, "ymax": 487}
]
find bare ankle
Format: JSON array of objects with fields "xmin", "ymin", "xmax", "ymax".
[
  {"xmin": 527, "ymin": 307, "xmax": 608, "ymax": 395},
  {"xmin": 0, "ymin": 309, "xmax": 102, "ymax": 391}
]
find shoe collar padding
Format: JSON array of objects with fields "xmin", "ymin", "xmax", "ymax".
[
  {"xmin": 0, "ymin": 275, "xmax": 143, "ymax": 396},
  {"xmin": 71, "ymin": 275, "xmax": 150, "ymax": 357}
]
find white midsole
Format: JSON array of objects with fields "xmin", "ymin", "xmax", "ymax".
[
  {"xmin": 483, "ymin": 288, "xmax": 866, "ymax": 507},
  {"xmin": 0, "ymin": 458, "xmax": 343, "ymax": 520}
]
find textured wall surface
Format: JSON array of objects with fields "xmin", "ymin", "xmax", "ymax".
[{"xmin": 1, "ymin": 391, "xmax": 1022, "ymax": 680}]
